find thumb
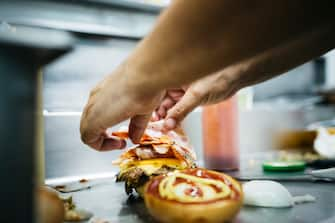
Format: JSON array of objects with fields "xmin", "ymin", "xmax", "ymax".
[
  {"xmin": 164, "ymin": 90, "xmax": 201, "ymax": 130},
  {"xmin": 129, "ymin": 113, "xmax": 151, "ymax": 144}
]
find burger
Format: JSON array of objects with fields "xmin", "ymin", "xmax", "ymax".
[
  {"xmin": 144, "ymin": 168, "xmax": 243, "ymax": 223},
  {"xmin": 112, "ymin": 121, "xmax": 197, "ymax": 196}
]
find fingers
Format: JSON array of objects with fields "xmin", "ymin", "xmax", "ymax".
[
  {"xmin": 80, "ymin": 130, "xmax": 104, "ymax": 151},
  {"xmin": 156, "ymin": 96, "xmax": 175, "ymax": 118},
  {"xmin": 129, "ymin": 114, "xmax": 152, "ymax": 144},
  {"xmin": 164, "ymin": 89, "xmax": 202, "ymax": 130},
  {"xmin": 154, "ymin": 89, "xmax": 186, "ymax": 121},
  {"xmin": 167, "ymin": 89, "xmax": 185, "ymax": 101},
  {"xmin": 80, "ymin": 97, "xmax": 127, "ymax": 151},
  {"xmin": 80, "ymin": 104, "xmax": 103, "ymax": 150},
  {"xmin": 100, "ymin": 137, "xmax": 126, "ymax": 151},
  {"xmin": 151, "ymin": 112, "xmax": 160, "ymax": 121},
  {"xmin": 80, "ymin": 120, "xmax": 127, "ymax": 151}
]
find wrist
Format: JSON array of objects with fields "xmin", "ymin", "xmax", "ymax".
[{"xmin": 122, "ymin": 57, "xmax": 165, "ymax": 99}]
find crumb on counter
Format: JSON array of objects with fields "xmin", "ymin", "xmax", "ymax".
[
  {"xmin": 55, "ymin": 185, "xmax": 66, "ymax": 190},
  {"xmin": 79, "ymin": 178, "xmax": 89, "ymax": 183}
]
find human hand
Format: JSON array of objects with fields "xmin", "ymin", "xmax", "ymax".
[
  {"xmin": 80, "ymin": 64, "xmax": 165, "ymax": 151},
  {"xmin": 154, "ymin": 69, "xmax": 238, "ymax": 130}
]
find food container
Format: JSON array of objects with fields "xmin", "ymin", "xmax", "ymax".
[{"xmin": 202, "ymin": 96, "xmax": 239, "ymax": 170}]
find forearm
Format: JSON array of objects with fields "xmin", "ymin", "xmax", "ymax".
[
  {"xmin": 158, "ymin": 21, "xmax": 335, "ymax": 127},
  {"xmin": 126, "ymin": 0, "xmax": 334, "ymax": 93},
  {"xmin": 225, "ymin": 21, "xmax": 335, "ymax": 91}
]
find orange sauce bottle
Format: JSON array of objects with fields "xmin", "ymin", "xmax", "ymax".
[{"xmin": 202, "ymin": 96, "xmax": 239, "ymax": 171}]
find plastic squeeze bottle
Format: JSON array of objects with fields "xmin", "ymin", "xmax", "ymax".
[{"xmin": 202, "ymin": 96, "xmax": 239, "ymax": 170}]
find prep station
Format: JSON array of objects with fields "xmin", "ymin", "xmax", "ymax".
[{"xmin": 0, "ymin": 1, "xmax": 334, "ymax": 222}]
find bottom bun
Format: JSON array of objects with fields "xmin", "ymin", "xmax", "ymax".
[
  {"xmin": 36, "ymin": 186, "xmax": 64, "ymax": 223},
  {"xmin": 144, "ymin": 169, "xmax": 243, "ymax": 223}
]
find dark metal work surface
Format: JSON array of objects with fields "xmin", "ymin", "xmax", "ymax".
[
  {"xmin": 0, "ymin": 24, "xmax": 73, "ymax": 223},
  {"xmin": 49, "ymin": 173, "xmax": 335, "ymax": 223}
]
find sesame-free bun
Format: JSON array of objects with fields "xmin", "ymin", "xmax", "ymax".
[
  {"xmin": 144, "ymin": 169, "xmax": 243, "ymax": 223},
  {"xmin": 37, "ymin": 186, "xmax": 64, "ymax": 223}
]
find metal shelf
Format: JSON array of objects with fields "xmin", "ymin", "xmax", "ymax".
[
  {"xmin": 0, "ymin": 0, "xmax": 158, "ymax": 38},
  {"xmin": 77, "ymin": 0, "xmax": 169, "ymax": 12}
]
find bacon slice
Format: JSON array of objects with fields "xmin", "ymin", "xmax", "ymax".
[{"xmin": 112, "ymin": 121, "xmax": 196, "ymax": 167}]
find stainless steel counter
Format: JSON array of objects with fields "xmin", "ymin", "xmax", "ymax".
[
  {"xmin": 45, "ymin": 115, "xmax": 335, "ymax": 223},
  {"xmin": 45, "ymin": 116, "xmax": 335, "ymax": 223},
  {"xmin": 48, "ymin": 170, "xmax": 335, "ymax": 223},
  {"xmin": 44, "ymin": 95, "xmax": 335, "ymax": 223}
]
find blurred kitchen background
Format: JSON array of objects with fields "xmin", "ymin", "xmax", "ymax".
[{"xmin": 1, "ymin": 0, "xmax": 335, "ymax": 180}]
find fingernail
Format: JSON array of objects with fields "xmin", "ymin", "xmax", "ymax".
[
  {"xmin": 164, "ymin": 118, "xmax": 176, "ymax": 130},
  {"xmin": 152, "ymin": 112, "xmax": 159, "ymax": 121}
]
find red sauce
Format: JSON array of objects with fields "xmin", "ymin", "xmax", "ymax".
[
  {"xmin": 202, "ymin": 97, "xmax": 239, "ymax": 171},
  {"xmin": 173, "ymin": 177, "xmax": 218, "ymax": 196},
  {"xmin": 146, "ymin": 168, "xmax": 241, "ymax": 204},
  {"xmin": 184, "ymin": 186, "xmax": 203, "ymax": 197}
]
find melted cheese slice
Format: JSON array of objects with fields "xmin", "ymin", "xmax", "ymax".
[
  {"xmin": 120, "ymin": 158, "xmax": 187, "ymax": 175},
  {"xmin": 159, "ymin": 172, "xmax": 231, "ymax": 203}
]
